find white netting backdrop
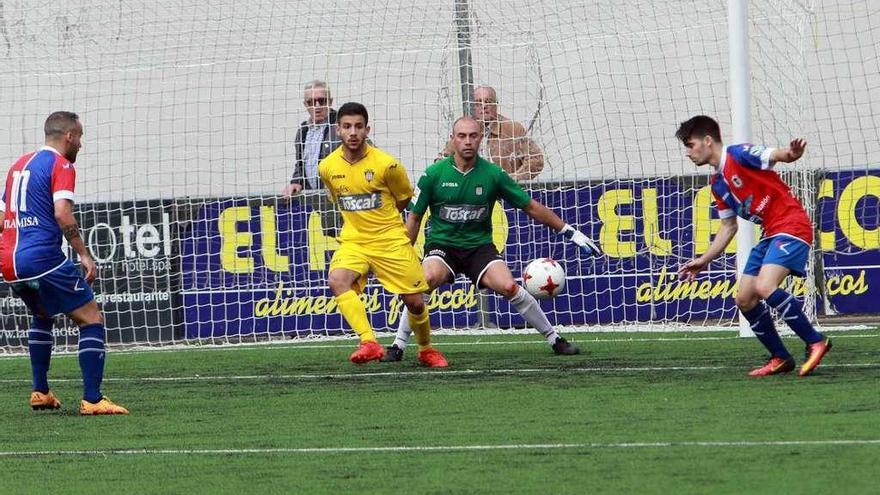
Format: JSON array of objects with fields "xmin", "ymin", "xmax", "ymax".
[{"xmin": 0, "ymin": 0, "xmax": 877, "ymax": 351}]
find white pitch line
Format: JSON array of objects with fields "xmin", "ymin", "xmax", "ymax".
[
  {"xmin": 110, "ymin": 335, "xmax": 747, "ymax": 353},
  {"xmin": 1, "ymin": 439, "xmax": 879, "ymax": 457},
  {"xmin": 0, "ymin": 362, "xmax": 876, "ymax": 384},
  {"xmin": 0, "ymin": 334, "xmax": 742, "ymax": 359},
  {"xmin": 2, "ymin": 332, "xmax": 878, "ymax": 361}
]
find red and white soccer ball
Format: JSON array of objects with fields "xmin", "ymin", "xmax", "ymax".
[{"xmin": 522, "ymin": 258, "xmax": 566, "ymax": 299}]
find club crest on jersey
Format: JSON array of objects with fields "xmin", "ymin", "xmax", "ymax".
[
  {"xmin": 364, "ymin": 169, "xmax": 375, "ymax": 182},
  {"xmin": 731, "ymin": 175, "xmax": 743, "ymax": 188},
  {"xmin": 475, "ymin": 185, "xmax": 483, "ymax": 195}
]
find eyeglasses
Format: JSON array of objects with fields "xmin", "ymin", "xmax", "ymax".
[
  {"xmin": 305, "ymin": 97, "xmax": 329, "ymax": 107},
  {"xmin": 474, "ymin": 98, "xmax": 496, "ymax": 105}
]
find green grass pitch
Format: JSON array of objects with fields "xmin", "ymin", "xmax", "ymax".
[{"xmin": 1, "ymin": 328, "xmax": 878, "ymax": 494}]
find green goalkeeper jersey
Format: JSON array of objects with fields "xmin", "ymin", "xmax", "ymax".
[{"xmin": 410, "ymin": 155, "xmax": 532, "ymax": 249}]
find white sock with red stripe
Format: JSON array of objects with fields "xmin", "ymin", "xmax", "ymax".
[{"xmin": 509, "ymin": 286, "xmax": 559, "ymax": 345}]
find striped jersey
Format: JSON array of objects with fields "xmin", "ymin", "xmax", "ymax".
[
  {"xmin": 710, "ymin": 143, "xmax": 813, "ymax": 244},
  {"xmin": 0, "ymin": 146, "xmax": 76, "ymax": 281}
]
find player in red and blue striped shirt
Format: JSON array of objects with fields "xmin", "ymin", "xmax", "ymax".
[
  {"xmin": 676, "ymin": 115, "xmax": 831, "ymax": 377},
  {"xmin": 0, "ymin": 111, "xmax": 127, "ymax": 414}
]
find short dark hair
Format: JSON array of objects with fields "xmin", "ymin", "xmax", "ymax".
[
  {"xmin": 675, "ymin": 115, "xmax": 721, "ymax": 144},
  {"xmin": 337, "ymin": 102, "xmax": 369, "ymax": 124},
  {"xmin": 44, "ymin": 111, "xmax": 80, "ymax": 138}
]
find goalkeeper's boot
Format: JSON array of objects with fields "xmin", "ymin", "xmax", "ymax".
[
  {"xmin": 417, "ymin": 347, "xmax": 449, "ymax": 368},
  {"xmin": 349, "ymin": 341, "xmax": 385, "ymax": 364},
  {"xmin": 380, "ymin": 344, "xmax": 404, "ymax": 362},
  {"xmin": 748, "ymin": 356, "xmax": 795, "ymax": 377},
  {"xmin": 552, "ymin": 337, "xmax": 581, "ymax": 355},
  {"xmin": 30, "ymin": 390, "xmax": 61, "ymax": 411},
  {"xmin": 799, "ymin": 337, "xmax": 832, "ymax": 377},
  {"xmin": 79, "ymin": 397, "xmax": 129, "ymax": 415}
]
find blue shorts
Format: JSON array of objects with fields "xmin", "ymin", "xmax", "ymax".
[
  {"xmin": 743, "ymin": 235, "xmax": 810, "ymax": 278},
  {"xmin": 10, "ymin": 260, "xmax": 95, "ymax": 317}
]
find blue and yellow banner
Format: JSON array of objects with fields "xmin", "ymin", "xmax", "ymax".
[
  {"xmin": 817, "ymin": 171, "xmax": 880, "ymax": 313},
  {"xmin": 181, "ymin": 170, "xmax": 880, "ymax": 338}
]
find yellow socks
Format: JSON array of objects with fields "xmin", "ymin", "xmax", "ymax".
[
  {"xmin": 408, "ymin": 307, "xmax": 433, "ymax": 351},
  {"xmin": 335, "ymin": 290, "xmax": 376, "ymax": 343}
]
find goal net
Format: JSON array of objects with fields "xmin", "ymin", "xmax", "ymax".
[{"xmin": 0, "ymin": 0, "xmax": 876, "ymax": 352}]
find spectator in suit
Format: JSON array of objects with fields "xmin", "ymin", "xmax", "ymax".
[{"xmin": 284, "ymin": 80, "xmax": 342, "ymax": 236}]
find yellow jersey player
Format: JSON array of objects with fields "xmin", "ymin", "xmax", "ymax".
[{"xmin": 318, "ymin": 102, "xmax": 447, "ymax": 367}]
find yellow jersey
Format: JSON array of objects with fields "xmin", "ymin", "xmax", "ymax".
[{"xmin": 318, "ymin": 144, "xmax": 413, "ymax": 246}]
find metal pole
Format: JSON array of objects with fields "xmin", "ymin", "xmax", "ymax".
[
  {"xmin": 729, "ymin": 0, "xmax": 757, "ymax": 337},
  {"xmin": 454, "ymin": 0, "xmax": 475, "ymax": 116},
  {"xmin": 453, "ymin": 0, "xmax": 494, "ymax": 329}
]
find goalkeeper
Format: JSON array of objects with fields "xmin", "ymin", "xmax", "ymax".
[{"xmin": 382, "ymin": 116, "xmax": 600, "ymax": 362}]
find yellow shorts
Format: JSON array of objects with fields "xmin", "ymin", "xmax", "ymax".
[{"xmin": 329, "ymin": 241, "xmax": 429, "ymax": 295}]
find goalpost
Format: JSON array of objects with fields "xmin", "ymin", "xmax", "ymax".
[
  {"xmin": 0, "ymin": 0, "xmax": 876, "ymax": 353},
  {"xmin": 729, "ymin": 0, "xmax": 758, "ymax": 337}
]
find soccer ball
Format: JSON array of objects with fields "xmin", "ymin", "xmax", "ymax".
[{"xmin": 522, "ymin": 258, "xmax": 566, "ymax": 299}]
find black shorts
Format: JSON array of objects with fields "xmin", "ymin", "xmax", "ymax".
[{"xmin": 423, "ymin": 243, "xmax": 504, "ymax": 286}]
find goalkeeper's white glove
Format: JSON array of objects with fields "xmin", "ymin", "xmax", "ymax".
[{"xmin": 559, "ymin": 224, "xmax": 602, "ymax": 256}]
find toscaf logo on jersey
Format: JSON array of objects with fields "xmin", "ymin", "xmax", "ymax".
[
  {"xmin": 338, "ymin": 193, "xmax": 381, "ymax": 211},
  {"xmin": 438, "ymin": 204, "xmax": 488, "ymax": 223}
]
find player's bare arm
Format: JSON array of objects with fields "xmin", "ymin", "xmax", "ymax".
[
  {"xmin": 678, "ymin": 216, "xmax": 737, "ymax": 281},
  {"xmin": 55, "ymin": 198, "xmax": 97, "ymax": 283},
  {"xmin": 405, "ymin": 212, "xmax": 422, "ymax": 245},
  {"xmin": 770, "ymin": 138, "xmax": 807, "ymax": 163}
]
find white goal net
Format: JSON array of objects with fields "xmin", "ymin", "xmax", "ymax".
[{"xmin": 0, "ymin": 0, "xmax": 877, "ymax": 352}]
